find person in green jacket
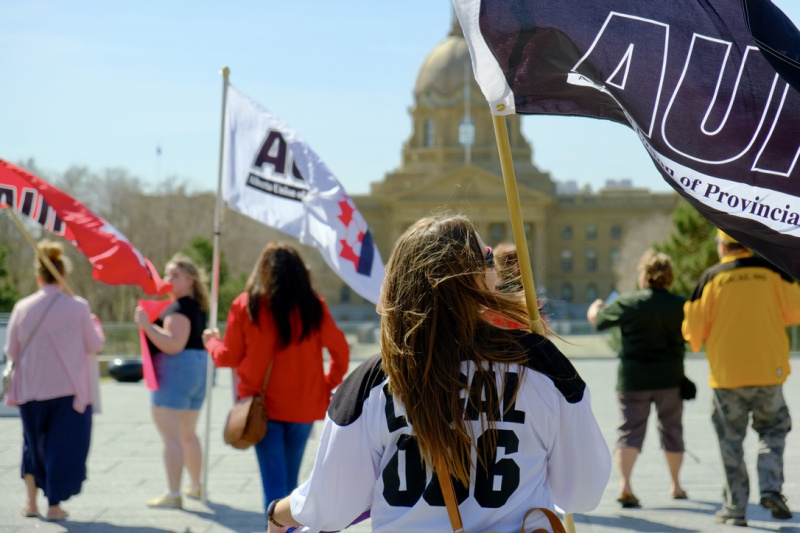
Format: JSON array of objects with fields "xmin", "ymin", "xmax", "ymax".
[{"xmin": 587, "ymin": 250, "xmax": 687, "ymax": 508}]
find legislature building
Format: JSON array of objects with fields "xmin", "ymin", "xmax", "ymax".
[{"xmin": 325, "ymin": 18, "xmax": 679, "ymax": 322}]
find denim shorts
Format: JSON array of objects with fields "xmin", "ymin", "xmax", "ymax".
[{"xmin": 151, "ymin": 348, "xmax": 208, "ymax": 410}]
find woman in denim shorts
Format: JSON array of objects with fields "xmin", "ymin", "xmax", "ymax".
[{"xmin": 134, "ymin": 255, "xmax": 209, "ymax": 508}]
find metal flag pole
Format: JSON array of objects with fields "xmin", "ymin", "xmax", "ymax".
[
  {"xmin": 201, "ymin": 65, "xmax": 230, "ymax": 504},
  {"xmin": 491, "ymin": 114, "xmax": 574, "ymax": 533},
  {"xmin": 5, "ymin": 208, "xmax": 75, "ymax": 297}
]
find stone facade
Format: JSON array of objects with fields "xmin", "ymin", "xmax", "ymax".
[{"xmin": 319, "ymin": 19, "xmax": 678, "ymax": 321}]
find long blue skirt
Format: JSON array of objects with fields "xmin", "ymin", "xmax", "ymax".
[{"xmin": 19, "ymin": 395, "xmax": 92, "ymax": 505}]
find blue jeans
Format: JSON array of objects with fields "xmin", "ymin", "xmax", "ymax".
[{"xmin": 254, "ymin": 420, "xmax": 313, "ymax": 513}]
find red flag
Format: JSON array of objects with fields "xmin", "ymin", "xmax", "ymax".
[
  {"xmin": 137, "ymin": 299, "xmax": 172, "ymax": 390},
  {"xmin": 0, "ymin": 159, "xmax": 171, "ymax": 295}
]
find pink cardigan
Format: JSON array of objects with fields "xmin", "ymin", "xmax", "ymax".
[{"xmin": 4, "ymin": 285, "xmax": 104, "ymax": 413}]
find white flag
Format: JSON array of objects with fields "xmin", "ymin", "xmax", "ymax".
[{"xmin": 222, "ymin": 84, "xmax": 384, "ymax": 304}]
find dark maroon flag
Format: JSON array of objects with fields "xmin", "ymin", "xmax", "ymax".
[{"xmin": 453, "ymin": 0, "xmax": 800, "ymax": 278}]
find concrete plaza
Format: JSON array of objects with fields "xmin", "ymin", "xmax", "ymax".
[{"xmin": 2, "ymin": 339, "xmax": 800, "ymax": 532}]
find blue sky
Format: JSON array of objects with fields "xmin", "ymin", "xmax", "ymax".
[{"xmin": 2, "ymin": 1, "xmax": 799, "ymax": 196}]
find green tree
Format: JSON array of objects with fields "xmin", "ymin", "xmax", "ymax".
[
  {"xmin": 0, "ymin": 243, "xmax": 20, "ymax": 311},
  {"xmin": 181, "ymin": 236, "xmax": 246, "ymax": 321},
  {"xmin": 181, "ymin": 236, "xmax": 228, "ymax": 283},
  {"xmin": 218, "ymin": 272, "xmax": 248, "ymax": 322},
  {"xmin": 653, "ymin": 201, "xmax": 718, "ymax": 297}
]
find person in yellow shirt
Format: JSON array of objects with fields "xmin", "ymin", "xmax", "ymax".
[{"xmin": 683, "ymin": 229, "xmax": 800, "ymax": 527}]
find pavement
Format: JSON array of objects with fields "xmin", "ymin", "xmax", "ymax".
[{"xmin": 2, "ymin": 337, "xmax": 800, "ymax": 532}]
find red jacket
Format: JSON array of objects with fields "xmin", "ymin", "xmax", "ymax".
[{"xmin": 206, "ymin": 292, "xmax": 350, "ymax": 423}]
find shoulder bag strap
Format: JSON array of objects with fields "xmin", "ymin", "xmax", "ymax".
[
  {"xmin": 16, "ymin": 293, "xmax": 61, "ymax": 363},
  {"xmin": 260, "ymin": 359, "xmax": 274, "ymax": 394},
  {"xmin": 434, "ymin": 452, "xmax": 466, "ymax": 533},
  {"xmin": 521, "ymin": 508, "xmax": 567, "ymax": 533},
  {"xmin": 248, "ymin": 292, "xmax": 274, "ymax": 395},
  {"xmin": 435, "ymin": 452, "xmax": 566, "ymax": 533}
]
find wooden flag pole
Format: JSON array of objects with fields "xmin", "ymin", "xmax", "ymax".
[
  {"xmin": 491, "ymin": 114, "xmax": 575, "ymax": 533},
  {"xmin": 490, "ymin": 114, "xmax": 544, "ymax": 336},
  {"xmin": 564, "ymin": 513, "xmax": 576, "ymax": 533},
  {"xmin": 5, "ymin": 208, "xmax": 75, "ymax": 297}
]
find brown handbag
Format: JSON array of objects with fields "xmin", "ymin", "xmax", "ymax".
[
  {"xmin": 223, "ymin": 360, "xmax": 274, "ymax": 450},
  {"xmin": 434, "ymin": 452, "xmax": 566, "ymax": 533}
]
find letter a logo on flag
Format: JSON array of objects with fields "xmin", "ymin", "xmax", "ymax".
[
  {"xmin": 222, "ymin": 85, "xmax": 384, "ymax": 303},
  {"xmin": 453, "ymin": 0, "xmax": 800, "ymax": 279}
]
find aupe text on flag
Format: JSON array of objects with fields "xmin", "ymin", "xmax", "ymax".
[
  {"xmin": 453, "ymin": 0, "xmax": 800, "ymax": 279},
  {"xmin": 222, "ymin": 85, "xmax": 384, "ymax": 303}
]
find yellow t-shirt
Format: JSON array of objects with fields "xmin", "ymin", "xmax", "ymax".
[{"xmin": 683, "ymin": 250, "xmax": 800, "ymax": 388}]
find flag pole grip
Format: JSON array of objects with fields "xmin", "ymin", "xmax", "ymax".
[
  {"xmin": 5, "ymin": 208, "xmax": 75, "ymax": 297},
  {"xmin": 491, "ymin": 114, "xmax": 543, "ymax": 336}
]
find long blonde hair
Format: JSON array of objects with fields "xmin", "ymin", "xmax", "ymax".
[
  {"xmin": 380, "ymin": 215, "xmax": 531, "ymax": 486},
  {"xmin": 167, "ymin": 254, "xmax": 210, "ymax": 312}
]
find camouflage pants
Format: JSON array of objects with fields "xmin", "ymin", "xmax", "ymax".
[{"xmin": 711, "ymin": 386, "xmax": 791, "ymax": 516}]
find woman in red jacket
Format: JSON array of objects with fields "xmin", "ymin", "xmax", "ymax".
[{"xmin": 202, "ymin": 242, "xmax": 349, "ymax": 517}]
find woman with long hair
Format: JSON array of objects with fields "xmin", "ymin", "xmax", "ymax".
[
  {"xmin": 588, "ymin": 250, "xmax": 688, "ymax": 508},
  {"xmin": 265, "ymin": 215, "xmax": 610, "ymax": 532},
  {"xmin": 5, "ymin": 240, "xmax": 104, "ymax": 521},
  {"xmin": 203, "ymin": 242, "xmax": 349, "ymax": 521},
  {"xmin": 134, "ymin": 254, "xmax": 210, "ymax": 508}
]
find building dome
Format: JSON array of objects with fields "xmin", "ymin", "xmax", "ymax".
[
  {"xmin": 413, "ymin": 19, "xmax": 480, "ymax": 103},
  {"xmin": 398, "ymin": 14, "xmax": 552, "ymax": 194}
]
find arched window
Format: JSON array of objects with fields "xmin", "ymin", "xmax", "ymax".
[
  {"xmin": 459, "ymin": 116, "xmax": 475, "ymax": 147},
  {"xmin": 424, "ymin": 119, "xmax": 435, "ymax": 147},
  {"xmin": 340, "ymin": 285, "xmax": 351, "ymax": 304}
]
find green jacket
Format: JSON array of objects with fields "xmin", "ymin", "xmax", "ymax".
[{"xmin": 595, "ymin": 288, "xmax": 686, "ymax": 391}]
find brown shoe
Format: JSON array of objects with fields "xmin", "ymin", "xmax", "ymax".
[
  {"xmin": 760, "ymin": 492, "xmax": 792, "ymax": 520},
  {"xmin": 617, "ymin": 493, "xmax": 641, "ymax": 508}
]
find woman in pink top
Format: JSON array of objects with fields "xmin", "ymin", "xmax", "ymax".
[{"xmin": 3, "ymin": 240, "xmax": 104, "ymax": 522}]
